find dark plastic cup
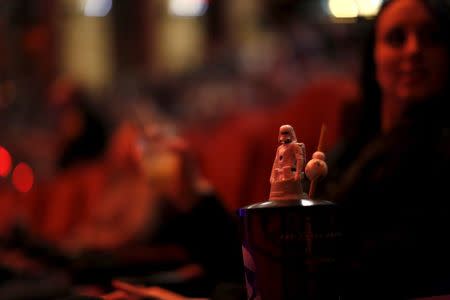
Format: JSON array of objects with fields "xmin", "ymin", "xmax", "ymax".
[{"xmin": 238, "ymin": 198, "xmax": 341, "ymax": 300}]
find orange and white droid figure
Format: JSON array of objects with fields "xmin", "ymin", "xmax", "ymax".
[{"xmin": 269, "ymin": 124, "xmax": 327, "ymax": 200}]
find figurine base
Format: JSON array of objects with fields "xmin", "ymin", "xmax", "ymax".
[{"xmin": 269, "ymin": 178, "xmax": 304, "ymax": 201}]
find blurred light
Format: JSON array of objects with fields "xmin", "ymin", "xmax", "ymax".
[
  {"xmin": 169, "ymin": 0, "xmax": 208, "ymax": 17},
  {"xmin": 12, "ymin": 163, "xmax": 34, "ymax": 193},
  {"xmin": 356, "ymin": 0, "xmax": 383, "ymax": 17},
  {"xmin": 301, "ymin": 199, "xmax": 314, "ymax": 206},
  {"xmin": 0, "ymin": 146, "xmax": 12, "ymax": 177},
  {"xmin": 328, "ymin": 0, "xmax": 359, "ymax": 18},
  {"xmin": 83, "ymin": 0, "xmax": 112, "ymax": 17}
]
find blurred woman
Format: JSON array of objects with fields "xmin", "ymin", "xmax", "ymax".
[{"xmin": 332, "ymin": 0, "xmax": 450, "ymax": 298}]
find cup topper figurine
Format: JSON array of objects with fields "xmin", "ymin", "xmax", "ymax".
[{"xmin": 269, "ymin": 124, "xmax": 328, "ymax": 200}]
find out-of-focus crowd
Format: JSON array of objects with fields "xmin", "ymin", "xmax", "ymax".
[{"xmin": 0, "ymin": 1, "xmax": 365, "ymax": 298}]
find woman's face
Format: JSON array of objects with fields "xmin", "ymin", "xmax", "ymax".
[{"xmin": 375, "ymin": 0, "xmax": 449, "ymax": 103}]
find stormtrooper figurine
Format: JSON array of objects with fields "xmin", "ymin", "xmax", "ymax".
[
  {"xmin": 269, "ymin": 125, "xmax": 327, "ymax": 200},
  {"xmin": 270, "ymin": 125, "xmax": 305, "ymax": 184}
]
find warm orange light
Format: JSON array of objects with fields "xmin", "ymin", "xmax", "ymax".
[
  {"xmin": 12, "ymin": 163, "xmax": 34, "ymax": 193},
  {"xmin": 0, "ymin": 146, "xmax": 12, "ymax": 177}
]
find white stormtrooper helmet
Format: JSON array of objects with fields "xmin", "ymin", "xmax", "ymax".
[{"xmin": 278, "ymin": 125, "xmax": 297, "ymax": 144}]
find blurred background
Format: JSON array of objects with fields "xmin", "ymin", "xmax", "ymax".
[
  {"xmin": 0, "ymin": 0, "xmax": 381, "ymax": 298},
  {"xmin": 0, "ymin": 0, "xmax": 378, "ymax": 203}
]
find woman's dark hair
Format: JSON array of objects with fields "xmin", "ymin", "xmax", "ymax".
[{"xmin": 358, "ymin": 0, "xmax": 450, "ymax": 142}]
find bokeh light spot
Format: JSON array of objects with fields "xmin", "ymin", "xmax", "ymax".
[
  {"xmin": 328, "ymin": 0, "xmax": 359, "ymax": 18},
  {"xmin": 83, "ymin": 0, "xmax": 112, "ymax": 17},
  {"xmin": 356, "ymin": 0, "xmax": 383, "ymax": 17},
  {"xmin": 169, "ymin": 0, "xmax": 208, "ymax": 17},
  {"xmin": 12, "ymin": 163, "xmax": 34, "ymax": 193},
  {"xmin": 0, "ymin": 146, "xmax": 12, "ymax": 177}
]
